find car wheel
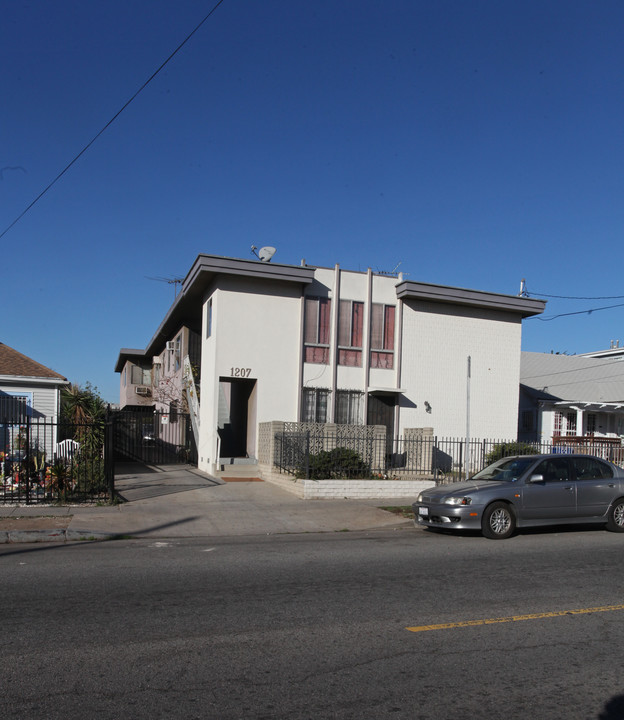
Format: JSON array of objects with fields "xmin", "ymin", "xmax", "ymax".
[
  {"xmin": 482, "ymin": 502, "xmax": 516, "ymax": 540},
  {"xmin": 606, "ymin": 498, "xmax": 624, "ymax": 532}
]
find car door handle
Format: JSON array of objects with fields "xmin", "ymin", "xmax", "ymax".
[
  {"xmin": 563, "ymin": 486, "xmax": 574, "ymax": 491},
  {"xmin": 609, "ymin": 483, "xmax": 615, "ymax": 488}
]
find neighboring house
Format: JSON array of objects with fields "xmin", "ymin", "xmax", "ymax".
[
  {"xmin": 0, "ymin": 342, "xmax": 69, "ymax": 458},
  {"xmin": 116, "ymin": 254, "xmax": 544, "ymax": 475},
  {"xmin": 519, "ymin": 351, "xmax": 624, "ymax": 454}
]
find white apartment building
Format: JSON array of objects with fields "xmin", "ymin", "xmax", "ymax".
[{"xmin": 116, "ymin": 254, "xmax": 545, "ymax": 475}]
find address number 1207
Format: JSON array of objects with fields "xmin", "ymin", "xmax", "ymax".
[{"xmin": 230, "ymin": 367, "xmax": 252, "ymax": 377}]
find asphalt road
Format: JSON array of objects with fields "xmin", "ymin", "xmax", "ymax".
[{"xmin": 2, "ymin": 525, "xmax": 624, "ymax": 719}]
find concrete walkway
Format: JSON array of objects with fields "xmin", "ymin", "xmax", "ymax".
[{"xmin": 0, "ymin": 463, "xmax": 416, "ymax": 543}]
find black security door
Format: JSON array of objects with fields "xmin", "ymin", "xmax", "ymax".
[{"xmin": 367, "ymin": 393, "xmax": 396, "ymax": 455}]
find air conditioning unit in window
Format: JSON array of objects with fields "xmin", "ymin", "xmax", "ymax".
[
  {"xmin": 166, "ymin": 341, "xmax": 176, "ymax": 351},
  {"xmin": 135, "ymin": 386, "xmax": 151, "ymax": 397}
]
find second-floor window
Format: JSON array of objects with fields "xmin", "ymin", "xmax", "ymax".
[
  {"xmin": 131, "ymin": 365, "xmax": 151, "ymax": 385},
  {"xmin": 338, "ymin": 300, "xmax": 364, "ymax": 367},
  {"xmin": 370, "ymin": 304, "xmax": 395, "ymax": 369},
  {"xmin": 304, "ymin": 296, "xmax": 331, "ymax": 364}
]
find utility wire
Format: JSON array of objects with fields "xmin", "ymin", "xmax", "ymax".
[
  {"xmin": 528, "ymin": 301, "xmax": 624, "ymax": 322},
  {"xmin": 527, "ymin": 290, "xmax": 624, "ymax": 300},
  {"xmin": 0, "ymin": 0, "xmax": 226, "ymax": 241}
]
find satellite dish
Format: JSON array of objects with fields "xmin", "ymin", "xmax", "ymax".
[{"xmin": 259, "ymin": 246, "xmax": 276, "ymax": 262}]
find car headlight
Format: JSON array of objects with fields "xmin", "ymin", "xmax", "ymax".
[
  {"xmin": 444, "ymin": 496, "xmax": 472, "ymax": 506},
  {"xmin": 417, "ymin": 493, "xmax": 423, "ymax": 503}
]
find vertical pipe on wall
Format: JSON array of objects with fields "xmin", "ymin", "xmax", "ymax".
[
  {"xmin": 329, "ymin": 264, "xmax": 340, "ymax": 422},
  {"xmin": 363, "ymin": 267, "xmax": 373, "ymax": 424}
]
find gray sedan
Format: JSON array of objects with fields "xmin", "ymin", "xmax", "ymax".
[{"xmin": 413, "ymin": 454, "xmax": 624, "ymax": 539}]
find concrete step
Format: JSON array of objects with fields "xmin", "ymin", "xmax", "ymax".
[{"xmin": 216, "ymin": 461, "xmax": 262, "ymax": 480}]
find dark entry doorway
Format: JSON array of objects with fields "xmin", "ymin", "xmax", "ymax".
[
  {"xmin": 367, "ymin": 393, "xmax": 396, "ymax": 455},
  {"xmin": 218, "ymin": 378, "xmax": 257, "ymax": 458}
]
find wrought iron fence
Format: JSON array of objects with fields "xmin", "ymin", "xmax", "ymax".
[
  {"xmin": 274, "ymin": 431, "xmax": 624, "ymax": 482},
  {"xmin": 0, "ymin": 416, "xmax": 113, "ymax": 504},
  {"xmin": 112, "ymin": 410, "xmax": 197, "ymax": 465}
]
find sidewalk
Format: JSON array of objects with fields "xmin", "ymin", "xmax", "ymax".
[{"xmin": 0, "ymin": 464, "xmax": 416, "ymax": 543}]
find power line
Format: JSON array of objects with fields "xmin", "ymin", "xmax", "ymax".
[
  {"xmin": 0, "ymin": 0, "xmax": 226, "ymax": 241},
  {"xmin": 527, "ymin": 290, "xmax": 624, "ymax": 300},
  {"xmin": 528, "ymin": 301, "xmax": 624, "ymax": 322}
]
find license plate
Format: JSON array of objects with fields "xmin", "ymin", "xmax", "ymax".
[{"xmin": 418, "ymin": 507, "xmax": 429, "ymax": 516}]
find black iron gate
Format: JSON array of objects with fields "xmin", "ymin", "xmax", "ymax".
[{"xmin": 112, "ymin": 409, "xmax": 197, "ymax": 465}]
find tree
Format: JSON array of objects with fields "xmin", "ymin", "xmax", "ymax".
[{"xmin": 61, "ymin": 382, "xmax": 106, "ymax": 425}]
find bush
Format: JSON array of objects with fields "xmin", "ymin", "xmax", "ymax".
[
  {"xmin": 485, "ymin": 441, "xmax": 540, "ymax": 465},
  {"xmin": 296, "ymin": 446, "xmax": 372, "ymax": 479}
]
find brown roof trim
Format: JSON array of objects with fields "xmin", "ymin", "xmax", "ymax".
[{"xmin": 0, "ymin": 343, "xmax": 68, "ymax": 381}]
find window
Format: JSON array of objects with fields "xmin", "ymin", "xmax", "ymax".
[
  {"xmin": 553, "ymin": 411, "xmax": 563, "ymax": 437},
  {"xmin": 170, "ymin": 400, "xmax": 178, "ymax": 424},
  {"xmin": 370, "ymin": 304, "xmax": 395, "ymax": 369},
  {"xmin": 553, "ymin": 410, "xmax": 577, "ymax": 437},
  {"xmin": 573, "ymin": 457, "xmax": 613, "ymax": 480},
  {"xmin": 0, "ymin": 394, "xmax": 29, "ymax": 422},
  {"xmin": 338, "ymin": 300, "xmax": 364, "ymax": 366},
  {"xmin": 304, "ymin": 296, "xmax": 331, "ymax": 364},
  {"xmin": 521, "ymin": 411, "xmax": 534, "ymax": 432},
  {"xmin": 131, "ymin": 365, "xmax": 151, "ymax": 385},
  {"xmin": 174, "ymin": 336, "xmax": 182, "ymax": 372},
  {"xmin": 207, "ymin": 298, "xmax": 213, "ymax": 338},
  {"xmin": 534, "ymin": 457, "xmax": 570, "ymax": 482},
  {"xmin": 335, "ymin": 390, "xmax": 363, "ymax": 425},
  {"xmin": 302, "ymin": 388, "xmax": 331, "ymax": 423},
  {"xmin": 587, "ymin": 413, "xmax": 596, "ymax": 434}
]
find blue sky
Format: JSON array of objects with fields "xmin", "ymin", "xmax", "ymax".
[{"xmin": 2, "ymin": 1, "xmax": 623, "ymax": 402}]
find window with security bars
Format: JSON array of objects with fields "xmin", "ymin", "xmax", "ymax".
[
  {"xmin": 0, "ymin": 395, "xmax": 29, "ymax": 422},
  {"xmin": 304, "ymin": 296, "xmax": 331, "ymax": 364},
  {"xmin": 553, "ymin": 410, "xmax": 577, "ymax": 437},
  {"xmin": 302, "ymin": 388, "xmax": 331, "ymax": 423},
  {"xmin": 370, "ymin": 304, "xmax": 395, "ymax": 369},
  {"xmin": 335, "ymin": 390, "xmax": 363, "ymax": 425},
  {"xmin": 338, "ymin": 300, "xmax": 364, "ymax": 367}
]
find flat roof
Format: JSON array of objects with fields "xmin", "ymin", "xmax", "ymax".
[{"xmin": 396, "ymin": 280, "xmax": 546, "ymax": 318}]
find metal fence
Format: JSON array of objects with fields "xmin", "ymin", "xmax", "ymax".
[
  {"xmin": 112, "ymin": 410, "xmax": 197, "ymax": 465},
  {"xmin": 0, "ymin": 416, "xmax": 113, "ymax": 504},
  {"xmin": 274, "ymin": 431, "xmax": 624, "ymax": 482}
]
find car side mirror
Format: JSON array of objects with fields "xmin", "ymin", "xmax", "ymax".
[{"xmin": 529, "ymin": 473, "xmax": 545, "ymax": 483}]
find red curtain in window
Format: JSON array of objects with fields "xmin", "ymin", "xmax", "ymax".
[
  {"xmin": 352, "ymin": 302, "xmax": 363, "ymax": 347},
  {"xmin": 383, "ymin": 306, "xmax": 395, "ymax": 350},
  {"xmin": 318, "ymin": 298, "xmax": 331, "ymax": 345}
]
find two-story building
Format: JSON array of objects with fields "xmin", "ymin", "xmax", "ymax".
[{"xmin": 116, "ymin": 253, "xmax": 545, "ymax": 475}]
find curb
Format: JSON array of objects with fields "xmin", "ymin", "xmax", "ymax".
[{"xmin": 0, "ymin": 529, "xmax": 122, "ymax": 544}]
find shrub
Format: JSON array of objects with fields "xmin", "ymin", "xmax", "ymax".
[
  {"xmin": 485, "ymin": 441, "xmax": 540, "ymax": 465},
  {"xmin": 296, "ymin": 446, "xmax": 372, "ymax": 479}
]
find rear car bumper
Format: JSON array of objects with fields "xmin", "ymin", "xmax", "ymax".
[{"xmin": 412, "ymin": 502, "xmax": 483, "ymax": 531}]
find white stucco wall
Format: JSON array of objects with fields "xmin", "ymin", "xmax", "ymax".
[
  {"xmin": 198, "ymin": 276, "xmax": 303, "ymax": 472},
  {"xmin": 398, "ymin": 300, "xmax": 522, "ymax": 439}
]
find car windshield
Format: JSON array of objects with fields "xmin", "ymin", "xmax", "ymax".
[{"xmin": 471, "ymin": 457, "xmax": 537, "ymax": 482}]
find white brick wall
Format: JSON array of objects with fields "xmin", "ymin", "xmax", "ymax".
[
  {"xmin": 399, "ymin": 300, "xmax": 522, "ymax": 439},
  {"xmin": 260, "ymin": 468, "xmax": 433, "ymax": 499}
]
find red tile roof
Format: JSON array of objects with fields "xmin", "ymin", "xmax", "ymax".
[{"xmin": 0, "ymin": 343, "xmax": 67, "ymax": 381}]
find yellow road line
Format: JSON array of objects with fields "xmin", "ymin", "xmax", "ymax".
[{"xmin": 406, "ymin": 604, "xmax": 624, "ymax": 633}]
